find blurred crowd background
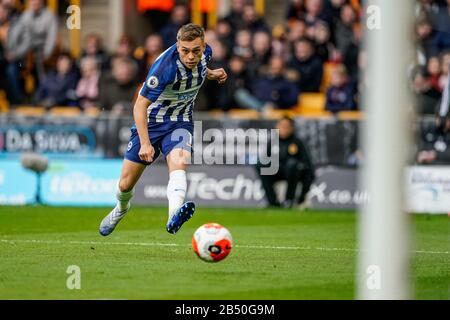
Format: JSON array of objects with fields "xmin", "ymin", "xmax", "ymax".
[
  {"xmin": 0, "ymin": 0, "xmax": 448, "ymax": 116},
  {"xmin": 0, "ymin": 0, "xmax": 448, "ymax": 211},
  {"xmin": 0, "ymin": 0, "xmax": 449, "ymax": 167}
]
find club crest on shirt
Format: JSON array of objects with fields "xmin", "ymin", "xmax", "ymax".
[
  {"xmin": 147, "ymin": 76, "xmax": 159, "ymax": 89},
  {"xmin": 288, "ymin": 143, "xmax": 298, "ymax": 155}
]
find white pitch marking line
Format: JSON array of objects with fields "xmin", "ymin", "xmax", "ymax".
[{"xmin": 0, "ymin": 239, "xmax": 448, "ymax": 255}]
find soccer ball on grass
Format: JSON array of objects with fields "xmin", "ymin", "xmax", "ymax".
[{"xmin": 192, "ymin": 223, "xmax": 233, "ymax": 262}]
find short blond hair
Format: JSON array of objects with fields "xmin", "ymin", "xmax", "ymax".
[{"xmin": 177, "ymin": 23, "xmax": 205, "ymax": 42}]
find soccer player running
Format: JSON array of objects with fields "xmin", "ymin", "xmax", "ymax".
[{"xmin": 99, "ymin": 24, "xmax": 227, "ymax": 236}]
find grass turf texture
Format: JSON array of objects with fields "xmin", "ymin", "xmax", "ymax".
[{"xmin": 0, "ymin": 206, "xmax": 448, "ymax": 300}]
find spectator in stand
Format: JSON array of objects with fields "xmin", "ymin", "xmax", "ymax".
[
  {"xmin": 416, "ymin": 74, "xmax": 450, "ymax": 165},
  {"xmin": 235, "ymin": 56, "xmax": 299, "ymax": 111},
  {"xmin": 286, "ymin": 0, "xmax": 305, "ymax": 21},
  {"xmin": 0, "ymin": 4, "xmax": 9, "ymax": 54},
  {"xmin": 98, "ymin": 57, "xmax": 139, "ymax": 115},
  {"xmin": 354, "ymin": 49, "xmax": 368, "ymax": 107},
  {"xmin": 343, "ymin": 23, "xmax": 362, "ymax": 82},
  {"xmin": 76, "ymin": 56, "xmax": 101, "ymax": 110},
  {"xmin": 242, "ymin": 4, "xmax": 269, "ymax": 34},
  {"xmin": 160, "ymin": 5, "xmax": 189, "ymax": 49},
  {"xmin": 247, "ymin": 31, "xmax": 272, "ymax": 79},
  {"xmin": 411, "ymin": 65, "xmax": 442, "ymax": 115},
  {"xmin": 287, "ymin": 19, "xmax": 307, "ymax": 44},
  {"xmin": 436, "ymin": 72, "xmax": 450, "ymax": 132},
  {"xmin": 2, "ymin": 0, "xmax": 23, "ymax": 104},
  {"xmin": 113, "ymin": 35, "xmax": 137, "ymax": 62},
  {"xmin": 327, "ymin": 0, "xmax": 347, "ymax": 27},
  {"xmin": 0, "ymin": 4, "xmax": 10, "ymax": 97},
  {"xmin": 311, "ymin": 20, "xmax": 336, "ymax": 62},
  {"xmin": 304, "ymin": 0, "xmax": 332, "ymax": 27},
  {"xmin": 415, "ymin": 18, "xmax": 439, "ymax": 64},
  {"xmin": 270, "ymin": 24, "xmax": 286, "ymax": 57},
  {"xmin": 286, "ymin": 19, "xmax": 307, "ymax": 60},
  {"xmin": 288, "ymin": 38, "xmax": 324, "ymax": 92},
  {"xmin": 415, "ymin": 0, "xmax": 441, "ymax": 18},
  {"xmin": 233, "ymin": 29, "xmax": 253, "ymax": 60},
  {"xmin": 334, "ymin": 4, "xmax": 357, "ymax": 57},
  {"xmin": 202, "ymin": 40, "xmax": 229, "ymax": 110},
  {"xmin": 325, "ymin": 64, "xmax": 356, "ymax": 113},
  {"xmin": 222, "ymin": 54, "xmax": 250, "ymax": 110},
  {"xmin": 2, "ymin": 0, "xmax": 20, "ymax": 20},
  {"xmin": 224, "ymin": 0, "xmax": 246, "ymax": 30},
  {"xmin": 80, "ymin": 33, "xmax": 110, "ymax": 71},
  {"xmin": 35, "ymin": 52, "xmax": 79, "ymax": 108},
  {"xmin": 137, "ymin": 33, "xmax": 163, "ymax": 82},
  {"xmin": 429, "ymin": 0, "xmax": 450, "ymax": 53},
  {"xmin": 8, "ymin": 0, "xmax": 58, "ymax": 82},
  {"xmin": 204, "ymin": 28, "xmax": 218, "ymax": 45},
  {"xmin": 215, "ymin": 18, "xmax": 234, "ymax": 54},
  {"xmin": 208, "ymin": 38, "xmax": 229, "ymax": 69},
  {"xmin": 439, "ymin": 50, "xmax": 450, "ymax": 89},
  {"xmin": 427, "ymin": 55, "xmax": 442, "ymax": 92}
]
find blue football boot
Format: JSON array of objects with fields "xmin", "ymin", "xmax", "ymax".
[{"xmin": 166, "ymin": 201, "xmax": 196, "ymax": 234}]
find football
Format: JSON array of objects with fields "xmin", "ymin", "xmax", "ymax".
[{"xmin": 192, "ymin": 223, "xmax": 233, "ymax": 262}]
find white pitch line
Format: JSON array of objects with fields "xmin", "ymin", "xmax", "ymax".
[
  {"xmin": 237, "ymin": 244, "xmax": 358, "ymax": 252},
  {"xmin": 0, "ymin": 239, "xmax": 180, "ymax": 248},
  {"xmin": 0, "ymin": 239, "xmax": 448, "ymax": 255}
]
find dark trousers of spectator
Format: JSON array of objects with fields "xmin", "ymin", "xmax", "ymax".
[
  {"xmin": 257, "ymin": 158, "xmax": 315, "ymax": 207},
  {"xmin": 5, "ymin": 61, "xmax": 23, "ymax": 104}
]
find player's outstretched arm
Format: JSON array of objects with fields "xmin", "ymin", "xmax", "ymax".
[
  {"xmin": 133, "ymin": 94, "xmax": 155, "ymax": 163},
  {"xmin": 206, "ymin": 68, "xmax": 228, "ymax": 84}
]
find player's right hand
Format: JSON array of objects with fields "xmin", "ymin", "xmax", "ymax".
[{"xmin": 139, "ymin": 143, "xmax": 155, "ymax": 163}]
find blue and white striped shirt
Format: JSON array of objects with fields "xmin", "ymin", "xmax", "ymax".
[{"xmin": 139, "ymin": 43, "xmax": 212, "ymax": 123}]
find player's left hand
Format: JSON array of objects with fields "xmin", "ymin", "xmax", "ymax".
[{"xmin": 208, "ymin": 68, "xmax": 228, "ymax": 84}]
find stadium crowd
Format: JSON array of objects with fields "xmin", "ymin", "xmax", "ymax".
[{"xmin": 0, "ymin": 0, "xmax": 448, "ymax": 117}]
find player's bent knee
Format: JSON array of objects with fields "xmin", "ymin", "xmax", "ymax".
[
  {"xmin": 118, "ymin": 171, "xmax": 138, "ymax": 192},
  {"xmin": 119, "ymin": 160, "xmax": 146, "ymax": 192},
  {"xmin": 118, "ymin": 179, "xmax": 134, "ymax": 193},
  {"xmin": 168, "ymin": 149, "xmax": 191, "ymax": 170}
]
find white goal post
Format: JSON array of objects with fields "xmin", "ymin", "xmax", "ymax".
[{"xmin": 358, "ymin": 0, "xmax": 414, "ymax": 299}]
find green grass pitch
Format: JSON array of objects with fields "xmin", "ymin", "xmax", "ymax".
[{"xmin": 0, "ymin": 206, "xmax": 448, "ymax": 300}]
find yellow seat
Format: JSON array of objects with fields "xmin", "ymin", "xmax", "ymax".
[
  {"xmin": 263, "ymin": 108, "xmax": 296, "ymax": 120},
  {"xmin": 0, "ymin": 90, "xmax": 10, "ymax": 113},
  {"xmin": 296, "ymin": 109, "xmax": 332, "ymax": 118},
  {"xmin": 14, "ymin": 106, "xmax": 46, "ymax": 116},
  {"xmin": 227, "ymin": 108, "xmax": 260, "ymax": 120},
  {"xmin": 49, "ymin": 106, "xmax": 81, "ymax": 117},
  {"xmin": 84, "ymin": 107, "xmax": 100, "ymax": 117},
  {"xmin": 207, "ymin": 109, "xmax": 225, "ymax": 119},
  {"xmin": 296, "ymin": 92, "xmax": 325, "ymax": 111},
  {"xmin": 294, "ymin": 93, "xmax": 331, "ymax": 118}
]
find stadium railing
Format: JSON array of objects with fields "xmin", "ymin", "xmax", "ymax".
[{"xmin": 337, "ymin": 110, "xmax": 364, "ymax": 121}]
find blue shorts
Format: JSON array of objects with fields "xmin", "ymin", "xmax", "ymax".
[{"xmin": 124, "ymin": 121, "xmax": 194, "ymax": 165}]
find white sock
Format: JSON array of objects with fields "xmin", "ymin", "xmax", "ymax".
[
  {"xmin": 167, "ymin": 170, "xmax": 187, "ymax": 220},
  {"xmin": 116, "ymin": 185, "xmax": 134, "ymax": 212}
]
